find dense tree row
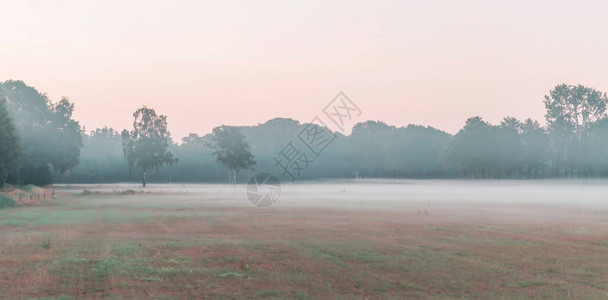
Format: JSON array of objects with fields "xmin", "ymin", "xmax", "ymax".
[
  {"xmin": 49, "ymin": 118, "xmax": 453, "ymax": 184},
  {"xmin": 2, "ymin": 80, "xmax": 608, "ymax": 186},
  {"xmin": 0, "ymin": 96, "xmax": 20, "ymax": 187},
  {"xmin": 445, "ymin": 84, "xmax": 608, "ymax": 178},
  {"xmin": 0, "ymin": 80, "xmax": 82, "ymax": 186}
]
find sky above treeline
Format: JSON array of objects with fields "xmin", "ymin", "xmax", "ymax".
[{"xmin": 2, "ymin": 0, "xmax": 608, "ymax": 139}]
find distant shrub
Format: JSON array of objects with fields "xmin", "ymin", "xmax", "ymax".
[
  {"xmin": 82, "ymin": 189, "xmax": 101, "ymax": 195},
  {"xmin": 41, "ymin": 238, "xmax": 51, "ymax": 249},
  {"xmin": 0, "ymin": 195, "xmax": 17, "ymax": 209},
  {"xmin": 6, "ymin": 184, "xmax": 36, "ymax": 191},
  {"xmin": 19, "ymin": 185, "xmax": 36, "ymax": 191}
]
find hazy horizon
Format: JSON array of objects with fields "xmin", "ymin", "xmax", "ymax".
[
  {"xmin": 3, "ymin": 0, "xmax": 608, "ymax": 139},
  {"xmin": 3, "ymin": 2, "xmax": 608, "ymax": 298}
]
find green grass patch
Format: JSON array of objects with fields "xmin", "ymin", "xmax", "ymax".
[
  {"xmin": 0, "ymin": 209, "xmax": 99, "ymax": 226},
  {"xmin": 257, "ymin": 289, "xmax": 281, "ymax": 298},
  {"xmin": 218, "ymin": 271, "xmax": 247, "ymax": 278},
  {"xmin": 0, "ymin": 195, "xmax": 17, "ymax": 209},
  {"xmin": 0, "ymin": 206, "xmax": 219, "ymax": 226},
  {"xmin": 4, "ymin": 184, "xmax": 36, "ymax": 191}
]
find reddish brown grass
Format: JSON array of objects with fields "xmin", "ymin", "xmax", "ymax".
[{"xmin": 0, "ymin": 188, "xmax": 607, "ymax": 299}]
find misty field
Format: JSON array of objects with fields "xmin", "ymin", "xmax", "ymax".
[{"xmin": 1, "ymin": 181, "xmax": 607, "ymax": 299}]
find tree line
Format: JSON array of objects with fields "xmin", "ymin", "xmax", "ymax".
[
  {"xmin": 0, "ymin": 80, "xmax": 82, "ymax": 187},
  {"xmin": 1, "ymin": 80, "xmax": 608, "ymax": 187}
]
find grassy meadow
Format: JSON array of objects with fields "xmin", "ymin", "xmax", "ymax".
[{"xmin": 0, "ymin": 181, "xmax": 607, "ymax": 299}]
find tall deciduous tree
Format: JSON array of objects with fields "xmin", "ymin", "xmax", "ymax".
[
  {"xmin": 544, "ymin": 84, "xmax": 608, "ymax": 175},
  {"xmin": 209, "ymin": 126, "xmax": 256, "ymax": 184},
  {"xmin": 0, "ymin": 96, "xmax": 20, "ymax": 187},
  {"xmin": 121, "ymin": 106, "xmax": 177, "ymax": 186},
  {"xmin": 544, "ymin": 84, "xmax": 608, "ymax": 137},
  {"xmin": 0, "ymin": 80, "xmax": 83, "ymax": 185}
]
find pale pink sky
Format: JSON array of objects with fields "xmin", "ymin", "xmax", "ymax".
[{"xmin": 2, "ymin": 0, "xmax": 608, "ymax": 139}]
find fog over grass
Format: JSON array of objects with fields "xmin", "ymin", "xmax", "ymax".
[
  {"xmin": 1, "ymin": 180, "xmax": 606, "ymax": 298},
  {"xmin": 57, "ymin": 179, "xmax": 608, "ymax": 208}
]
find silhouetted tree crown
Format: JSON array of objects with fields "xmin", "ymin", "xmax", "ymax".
[
  {"xmin": 0, "ymin": 80, "xmax": 82, "ymax": 185},
  {"xmin": 209, "ymin": 126, "xmax": 256, "ymax": 184},
  {"xmin": 0, "ymin": 96, "xmax": 20, "ymax": 187},
  {"xmin": 121, "ymin": 106, "xmax": 178, "ymax": 186}
]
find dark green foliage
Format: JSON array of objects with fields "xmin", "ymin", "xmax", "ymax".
[
  {"xmin": 443, "ymin": 117, "xmax": 550, "ymax": 178},
  {"xmin": 45, "ymin": 82, "xmax": 608, "ymax": 183},
  {"xmin": 347, "ymin": 121, "xmax": 451, "ymax": 178},
  {"xmin": 121, "ymin": 107, "xmax": 178, "ymax": 186},
  {"xmin": 0, "ymin": 195, "xmax": 17, "ymax": 209},
  {"xmin": 54, "ymin": 118, "xmax": 453, "ymax": 183},
  {"xmin": 517, "ymin": 119, "xmax": 552, "ymax": 177},
  {"xmin": 544, "ymin": 84, "xmax": 608, "ymax": 138},
  {"xmin": 0, "ymin": 80, "xmax": 82, "ymax": 186},
  {"xmin": 442, "ymin": 84, "xmax": 608, "ymax": 179},
  {"xmin": 544, "ymin": 84, "xmax": 608, "ymax": 176},
  {"xmin": 209, "ymin": 126, "xmax": 256, "ymax": 184},
  {"xmin": 56, "ymin": 127, "xmax": 130, "ymax": 183},
  {"xmin": 0, "ymin": 97, "xmax": 20, "ymax": 187}
]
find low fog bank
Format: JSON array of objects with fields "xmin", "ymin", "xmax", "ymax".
[{"xmin": 55, "ymin": 179, "xmax": 608, "ymax": 209}]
